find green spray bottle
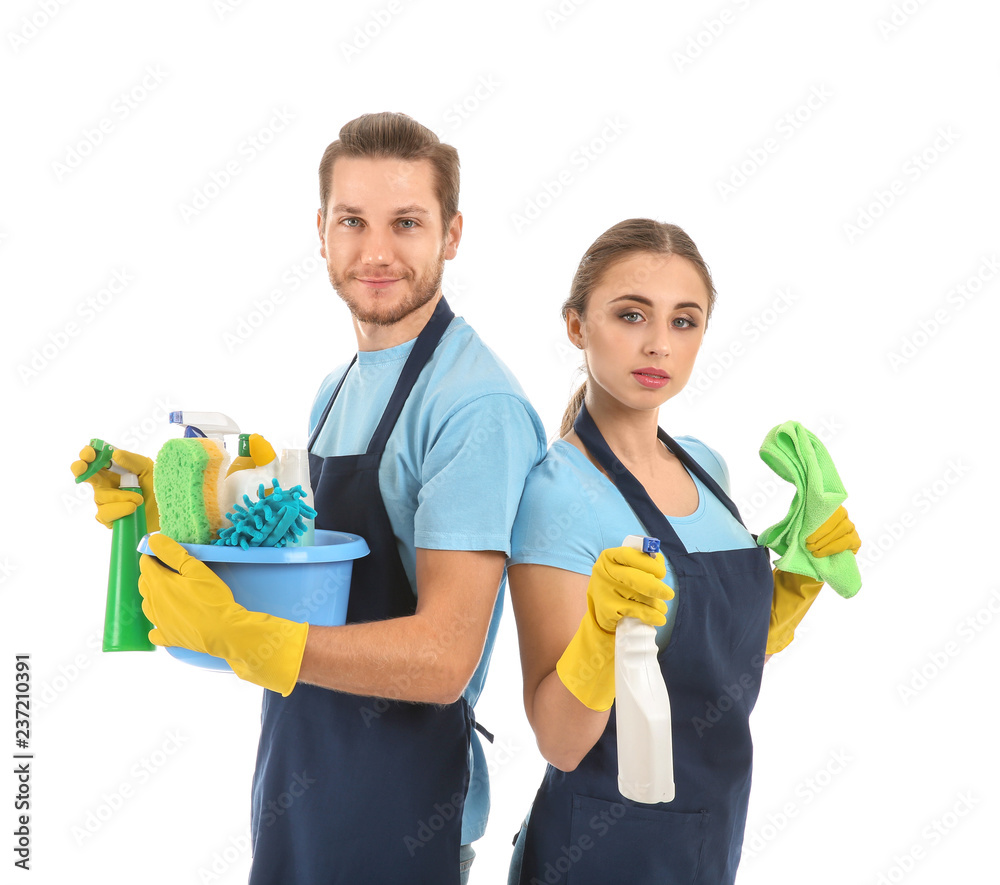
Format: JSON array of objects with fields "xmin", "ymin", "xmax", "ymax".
[{"xmin": 76, "ymin": 439, "xmax": 156, "ymax": 652}]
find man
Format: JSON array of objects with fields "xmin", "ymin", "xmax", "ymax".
[{"xmin": 77, "ymin": 112, "xmax": 546, "ymax": 883}]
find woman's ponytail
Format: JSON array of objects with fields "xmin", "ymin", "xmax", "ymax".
[{"xmin": 559, "ymin": 381, "xmax": 587, "ymax": 438}]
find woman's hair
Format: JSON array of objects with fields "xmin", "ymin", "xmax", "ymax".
[
  {"xmin": 318, "ymin": 112, "xmax": 460, "ymax": 228},
  {"xmin": 559, "ymin": 218, "xmax": 717, "ymax": 437}
]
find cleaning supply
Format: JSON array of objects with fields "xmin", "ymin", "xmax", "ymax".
[
  {"xmin": 556, "ymin": 544, "xmax": 671, "ymax": 713},
  {"xmin": 154, "ymin": 437, "xmax": 229, "ymax": 544},
  {"xmin": 138, "ymin": 528, "xmax": 368, "ymax": 671},
  {"xmin": 767, "ymin": 507, "xmax": 862, "ymax": 653},
  {"xmin": 169, "ymin": 410, "xmax": 240, "ymax": 441},
  {"xmin": 72, "ymin": 443, "xmax": 160, "ymax": 531},
  {"xmin": 757, "ymin": 421, "xmax": 862, "ymax": 598},
  {"xmin": 74, "ymin": 439, "xmax": 156, "ymax": 652},
  {"xmin": 216, "ymin": 479, "xmax": 317, "ymax": 549},
  {"xmin": 279, "ymin": 448, "xmax": 315, "ymax": 546},
  {"xmin": 615, "ymin": 535, "xmax": 675, "ymax": 804},
  {"xmin": 224, "ymin": 433, "xmax": 280, "ymax": 513},
  {"xmin": 138, "ymin": 532, "xmax": 311, "ymax": 695}
]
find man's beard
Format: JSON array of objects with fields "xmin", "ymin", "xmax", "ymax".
[{"xmin": 329, "ymin": 246, "xmax": 446, "ymax": 327}]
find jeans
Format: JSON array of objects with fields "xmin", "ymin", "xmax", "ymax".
[
  {"xmin": 507, "ymin": 818, "xmax": 528, "ymax": 885},
  {"xmin": 460, "ymin": 843, "xmax": 475, "ymax": 884}
]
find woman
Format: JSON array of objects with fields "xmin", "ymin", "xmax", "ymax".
[{"xmin": 507, "ymin": 219, "xmax": 859, "ymax": 884}]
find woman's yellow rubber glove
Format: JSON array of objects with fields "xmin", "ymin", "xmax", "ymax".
[
  {"xmin": 767, "ymin": 506, "xmax": 862, "ymax": 654},
  {"xmin": 556, "ymin": 546, "xmax": 673, "ymax": 712},
  {"xmin": 71, "ymin": 444, "xmax": 160, "ymax": 532},
  {"xmin": 138, "ymin": 533, "xmax": 308, "ymax": 696}
]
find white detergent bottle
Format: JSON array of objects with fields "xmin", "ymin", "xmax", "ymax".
[
  {"xmin": 224, "ymin": 433, "xmax": 280, "ymax": 515},
  {"xmin": 615, "ymin": 534, "xmax": 675, "ymax": 804},
  {"xmin": 279, "ymin": 448, "xmax": 315, "ymax": 546}
]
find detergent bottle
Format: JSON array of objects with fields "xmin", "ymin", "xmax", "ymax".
[
  {"xmin": 76, "ymin": 439, "xmax": 156, "ymax": 652},
  {"xmin": 224, "ymin": 434, "xmax": 281, "ymax": 514},
  {"xmin": 615, "ymin": 534, "xmax": 675, "ymax": 803}
]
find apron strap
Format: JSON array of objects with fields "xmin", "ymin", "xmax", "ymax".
[
  {"xmin": 572, "ymin": 403, "xmax": 746, "ymax": 556},
  {"xmin": 657, "ymin": 427, "xmax": 747, "ymax": 527},
  {"xmin": 307, "ymin": 355, "xmax": 357, "ymax": 452},
  {"xmin": 367, "ymin": 297, "xmax": 454, "ymax": 455},
  {"xmin": 305, "ymin": 297, "xmax": 455, "ymax": 455}
]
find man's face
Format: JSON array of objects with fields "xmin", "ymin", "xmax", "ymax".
[{"xmin": 318, "ymin": 157, "xmax": 461, "ymax": 327}]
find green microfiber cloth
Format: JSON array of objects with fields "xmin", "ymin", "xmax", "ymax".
[{"xmin": 757, "ymin": 420, "xmax": 861, "ymax": 598}]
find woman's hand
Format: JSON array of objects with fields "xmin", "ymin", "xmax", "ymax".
[
  {"xmin": 767, "ymin": 506, "xmax": 862, "ymax": 654},
  {"xmin": 557, "ymin": 546, "xmax": 673, "ymax": 712}
]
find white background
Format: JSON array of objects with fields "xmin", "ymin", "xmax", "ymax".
[{"xmin": 3, "ymin": 0, "xmax": 998, "ymax": 882}]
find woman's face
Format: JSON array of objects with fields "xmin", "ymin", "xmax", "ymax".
[{"xmin": 568, "ymin": 251, "xmax": 710, "ymax": 413}]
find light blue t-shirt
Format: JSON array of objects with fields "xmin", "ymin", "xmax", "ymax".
[
  {"xmin": 509, "ymin": 437, "xmax": 758, "ymax": 649},
  {"xmin": 309, "ymin": 316, "xmax": 546, "ymax": 844}
]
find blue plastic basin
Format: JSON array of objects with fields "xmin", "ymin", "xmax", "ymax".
[{"xmin": 138, "ymin": 529, "xmax": 369, "ymax": 672}]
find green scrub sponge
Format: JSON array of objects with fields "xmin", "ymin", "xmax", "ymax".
[
  {"xmin": 757, "ymin": 420, "xmax": 862, "ymax": 598},
  {"xmin": 153, "ymin": 438, "xmax": 228, "ymax": 544}
]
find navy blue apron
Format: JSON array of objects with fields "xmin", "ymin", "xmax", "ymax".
[
  {"xmin": 515, "ymin": 404, "xmax": 774, "ymax": 885},
  {"xmin": 250, "ymin": 298, "xmax": 473, "ymax": 884}
]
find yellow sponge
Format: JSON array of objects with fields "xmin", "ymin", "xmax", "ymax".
[{"xmin": 153, "ymin": 438, "xmax": 228, "ymax": 544}]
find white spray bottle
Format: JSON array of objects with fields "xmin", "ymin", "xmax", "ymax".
[{"xmin": 615, "ymin": 534, "xmax": 675, "ymax": 804}]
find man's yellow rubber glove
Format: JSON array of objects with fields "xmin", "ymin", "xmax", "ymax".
[
  {"xmin": 556, "ymin": 546, "xmax": 673, "ymax": 712},
  {"xmin": 767, "ymin": 506, "xmax": 862, "ymax": 654},
  {"xmin": 138, "ymin": 533, "xmax": 308, "ymax": 696},
  {"xmin": 71, "ymin": 445, "xmax": 160, "ymax": 532}
]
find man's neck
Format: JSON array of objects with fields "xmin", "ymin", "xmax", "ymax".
[{"xmin": 352, "ymin": 293, "xmax": 443, "ymax": 352}]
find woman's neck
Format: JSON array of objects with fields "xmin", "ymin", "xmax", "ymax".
[{"xmin": 565, "ymin": 387, "xmax": 666, "ymax": 473}]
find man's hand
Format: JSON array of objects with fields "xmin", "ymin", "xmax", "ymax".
[
  {"xmin": 71, "ymin": 444, "xmax": 160, "ymax": 531},
  {"xmin": 139, "ymin": 533, "xmax": 307, "ymax": 695}
]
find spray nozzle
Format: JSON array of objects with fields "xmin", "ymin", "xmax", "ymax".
[
  {"xmin": 169, "ymin": 411, "xmax": 241, "ymax": 441},
  {"xmin": 74, "ymin": 438, "xmax": 139, "ymax": 488}
]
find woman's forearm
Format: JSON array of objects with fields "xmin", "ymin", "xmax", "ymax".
[{"xmin": 528, "ymin": 669, "xmax": 611, "ymax": 771}]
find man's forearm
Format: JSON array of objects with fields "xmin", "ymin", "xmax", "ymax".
[{"xmin": 296, "ymin": 611, "xmax": 484, "ymax": 704}]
